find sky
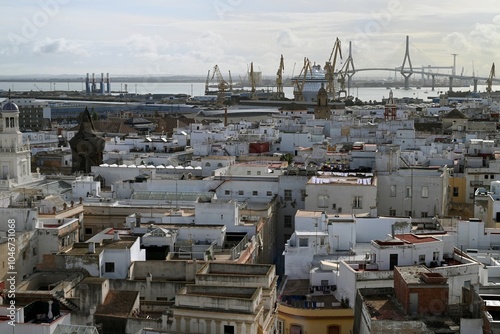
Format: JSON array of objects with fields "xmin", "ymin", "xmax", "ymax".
[{"xmin": 1, "ymin": 0, "xmax": 499, "ymax": 79}]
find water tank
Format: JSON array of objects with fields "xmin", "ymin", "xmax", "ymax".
[{"xmin": 491, "ymin": 181, "xmax": 500, "ymax": 195}]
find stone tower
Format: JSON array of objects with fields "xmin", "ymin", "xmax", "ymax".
[
  {"xmin": 69, "ymin": 108, "xmax": 105, "ymax": 173},
  {"xmin": 313, "ymin": 83, "xmax": 330, "ymax": 119}
]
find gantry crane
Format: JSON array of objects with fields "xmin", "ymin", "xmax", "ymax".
[
  {"xmin": 324, "ymin": 38, "xmax": 342, "ymax": 97},
  {"xmin": 486, "ymin": 63, "xmax": 495, "ymax": 93},
  {"xmin": 293, "ymin": 57, "xmax": 312, "ymax": 102},
  {"xmin": 276, "ymin": 54, "xmax": 285, "ymax": 99},
  {"xmin": 211, "ymin": 64, "xmax": 229, "ymax": 106}
]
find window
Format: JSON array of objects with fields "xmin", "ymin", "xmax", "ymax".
[
  {"xmin": 389, "ymin": 209, "xmax": 396, "ymax": 216},
  {"xmin": 453, "ymin": 187, "xmax": 459, "ymax": 197},
  {"xmin": 105, "ymin": 262, "xmax": 115, "ymax": 273},
  {"xmin": 284, "ymin": 215, "xmax": 292, "ymax": 228},
  {"xmin": 247, "ymin": 171, "xmax": 251, "ymax": 175},
  {"xmin": 223, "ymin": 325, "xmax": 235, "ymax": 334},
  {"xmin": 238, "ymin": 190, "xmax": 244, "ymax": 195},
  {"xmin": 421, "ymin": 186, "xmax": 428, "ymax": 198},
  {"xmin": 491, "ymin": 175, "xmax": 495, "ymax": 179},
  {"xmin": 405, "ymin": 210, "xmax": 412, "ymax": 217},
  {"xmin": 277, "ymin": 320, "xmax": 284, "ymax": 334},
  {"xmin": 252, "ymin": 191, "xmax": 258, "ymax": 196},
  {"xmin": 405, "ymin": 186, "xmax": 412, "ymax": 198},
  {"xmin": 257, "ymin": 171, "xmax": 261, "ymax": 175},
  {"xmin": 217, "ymin": 163, "xmax": 223, "ymax": 168},
  {"xmin": 205, "ymin": 162, "xmax": 211, "ymax": 167},
  {"xmin": 85, "ymin": 228, "xmax": 93, "ymax": 235},
  {"xmin": 332, "ymin": 203, "xmax": 336, "ymax": 209},
  {"xmin": 390, "ymin": 185, "xmax": 396, "ymax": 197},
  {"xmin": 266, "ymin": 191, "xmax": 272, "ymax": 196},
  {"xmin": 433, "ymin": 251, "xmax": 440, "ymax": 261},
  {"xmin": 484, "ymin": 175, "xmax": 489, "ymax": 179},
  {"xmin": 421, "ymin": 212, "xmax": 428, "ymax": 218},
  {"xmin": 299, "ymin": 238, "xmax": 308, "ymax": 247},
  {"xmin": 290, "ymin": 324, "xmax": 303, "ymax": 334},
  {"xmin": 225, "ymin": 190, "xmax": 230, "ymax": 195},
  {"xmin": 284, "ymin": 189, "xmax": 292, "ymax": 201},
  {"xmin": 317, "ymin": 195, "xmax": 329, "ymax": 208},
  {"xmin": 418, "ymin": 255, "xmax": 425, "ymax": 264},
  {"xmin": 353, "ymin": 196, "xmax": 362, "ymax": 209}
]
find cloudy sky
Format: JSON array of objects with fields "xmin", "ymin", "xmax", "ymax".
[{"xmin": 1, "ymin": 0, "xmax": 499, "ymax": 79}]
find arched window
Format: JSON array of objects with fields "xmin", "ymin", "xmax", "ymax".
[
  {"xmin": 217, "ymin": 163, "xmax": 223, "ymax": 167},
  {"xmin": 205, "ymin": 162, "xmax": 211, "ymax": 167}
]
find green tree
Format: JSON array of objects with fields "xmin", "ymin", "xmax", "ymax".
[{"xmin": 280, "ymin": 153, "xmax": 294, "ymax": 165}]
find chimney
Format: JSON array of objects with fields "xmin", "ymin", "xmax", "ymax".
[
  {"xmin": 113, "ymin": 231, "xmax": 120, "ymax": 241},
  {"xmin": 88, "ymin": 242, "xmax": 95, "ymax": 254},
  {"xmin": 135, "ymin": 212, "xmax": 142, "ymax": 228},
  {"xmin": 391, "ymin": 224, "xmax": 395, "ymax": 239}
]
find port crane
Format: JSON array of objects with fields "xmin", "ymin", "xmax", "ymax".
[
  {"xmin": 324, "ymin": 38, "xmax": 342, "ymax": 97},
  {"xmin": 486, "ymin": 63, "xmax": 495, "ymax": 93},
  {"xmin": 293, "ymin": 57, "xmax": 312, "ymax": 102},
  {"xmin": 276, "ymin": 54, "xmax": 285, "ymax": 99},
  {"xmin": 228, "ymin": 70, "xmax": 233, "ymax": 92},
  {"xmin": 211, "ymin": 65, "xmax": 229, "ymax": 106}
]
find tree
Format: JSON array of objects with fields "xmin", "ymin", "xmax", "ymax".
[{"xmin": 280, "ymin": 153, "xmax": 294, "ymax": 165}]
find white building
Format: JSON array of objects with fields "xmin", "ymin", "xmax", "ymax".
[
  {"xmin": 376, "ymin": 166, "xmax": 451, "ymax": 218},
  {"xmin": 304, "ymin": 173, "xmax": 377, "ymax": 215},
  {"xmin": 0, "ymin": 100, "xmax": 44, "ymax": 189}
]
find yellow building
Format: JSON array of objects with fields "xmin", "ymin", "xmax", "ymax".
[
  {"xmin": 277, "ymin": 279, "xmax": 354, "ymax": 334},
  {"xmin": 449, "ymin": 175, "xmax": 467, "ymax": 205}
]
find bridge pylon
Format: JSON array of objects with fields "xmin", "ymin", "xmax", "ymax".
[
  {"xmin": 400, "ymin": 35, "xmax": 413, "ymax": 90},
  {"xmin": 344, "ymin": 41, "xmax": 355, "ymax": 96}
]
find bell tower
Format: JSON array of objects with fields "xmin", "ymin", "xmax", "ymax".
[{"xmin": 0, "ymin": 95, "xmax": 33, "ymax": 188}]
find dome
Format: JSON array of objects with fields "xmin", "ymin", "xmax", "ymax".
[{"xmin": 2, "ymin": 101, "xmax": 19, "ymax": 112}]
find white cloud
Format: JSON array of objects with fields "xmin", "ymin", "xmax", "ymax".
[
  {"xmin": 443, "ymin": 32, "xmax": 471, "ymax": 53},
  {"xmin": 126, "ymin": 34, "xmax": 170, "ymax": 56},
  {"xmin": 276, "ymin": 29, "xmax": 300, "ymax": 48},
  {"xmin": 33, "ymin": 38, "xmax": 88, "ymax": 56}
]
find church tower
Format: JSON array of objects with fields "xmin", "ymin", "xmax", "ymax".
[
  {"xmin": 313, "ymin": 83, "xmax": 331, "ymax": 119},
  {"xmin": 384, "ymin": 90, "xmax": 397, "ymax": 121},
  {"xmin": 0, "ymin": 98, "xmax": 34, "ymax": 188}
]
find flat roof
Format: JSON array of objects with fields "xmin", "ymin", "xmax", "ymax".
[{"xmin": 395, "ymin": 233, "xmax": 440, "ymax": 244}]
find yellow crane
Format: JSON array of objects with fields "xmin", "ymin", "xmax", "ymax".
[
  {"xmin": 324, "ymin": 38, "xmax": 342, "ymax": 97},
  {"xmin": 276, "ymin": 54, "xmax": 285, "ymax": 99},
  {"xmin": 211, "ymin": 65, "xmax": 229, "ymax": 106},
  {"xmin": 486, "ymin": 63, "xmax": 495, "ymax": 93},
  {"xmin": 293, "ymin": 57, "xmax": 312, "ymax": 102}
]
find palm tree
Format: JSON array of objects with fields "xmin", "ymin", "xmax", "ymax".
[{"xmin": 280, "ymin": 153, "xmax": 294, "ymax": 165}]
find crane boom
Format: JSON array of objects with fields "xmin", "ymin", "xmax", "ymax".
[
  {"xmin": 324, "ymin": 38, "xmax": 342, "ymax": 96},
  {"xmin": 486, "ymin": 63, "xmax": 495, "ymax": 93},
  {"xmin": 293, "ymin": 57, "xmax": 312, "ymax": 102},
  {"xmin": 210, "ymin": 65, "xmax": 229, "ymax": 106},
  {"xmin": 276, "ymin": 54, "xmax": 285, "ymax": 99}
]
